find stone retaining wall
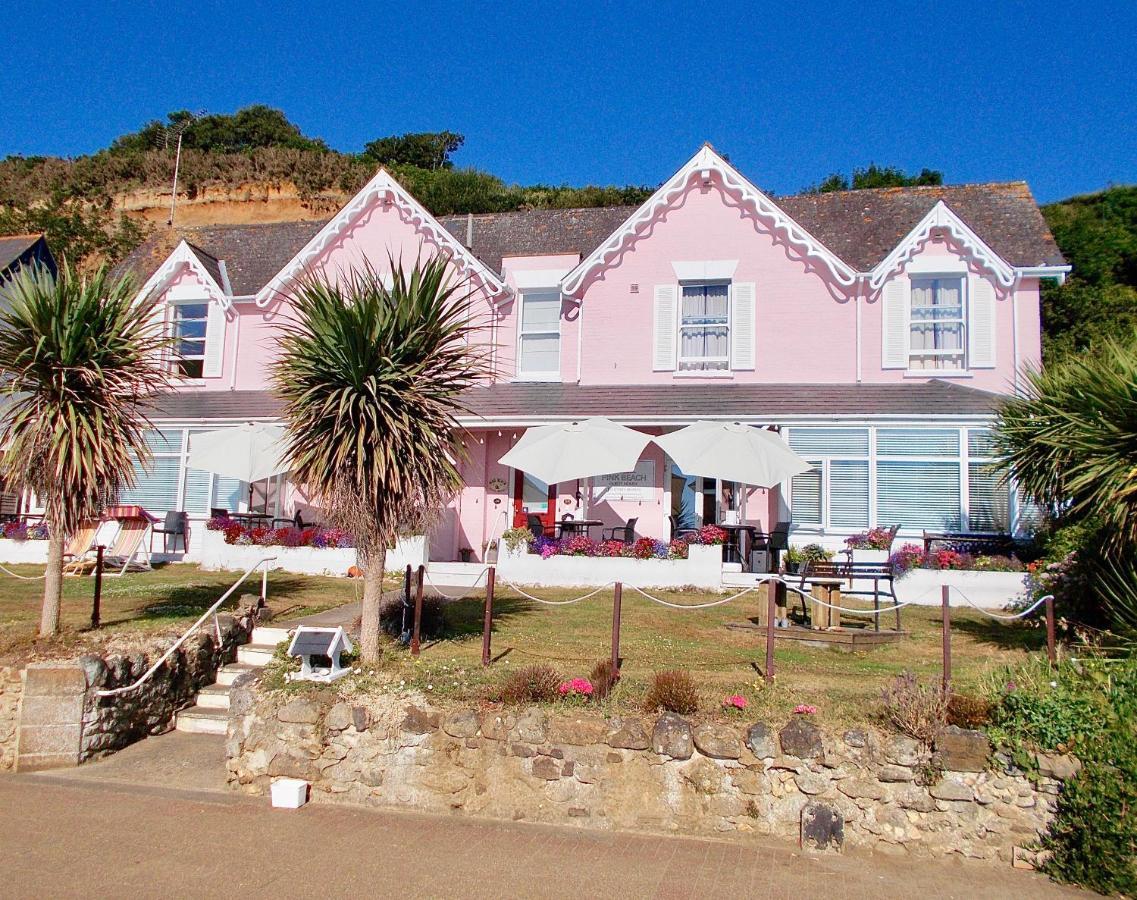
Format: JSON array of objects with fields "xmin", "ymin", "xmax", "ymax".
[
  {"xmin": 7, "ymin": 615, "xmax": 249, "ymax": 772},
  {"xmin": 227, "ymin": 684, "xmax": 1071, "ymax": 861}
]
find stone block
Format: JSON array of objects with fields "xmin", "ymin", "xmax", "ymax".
[
  {"xmin": 278, "ymin": 698, "xmax": 323, "ymax": 725},
  {"xmin": 16, "ymin": 694, "xmax": 84, "ymax": 728},
  {"xmin": 21, "ymin": 666, "xmax": 87, "ymax": 697},
  {"xmin": 606, "ymin": 717, "xmax": 649, "ymax": 750},
  {"xmin": 17, "ymin": 724, "xmax": 82, "ymax": 756},
  {"xmin": 682, "ymin": 757, "xmax": 724, "ymax": 794},
  {"xmin": 401, "ymin": 705, "xmax": 441, "ymax": 734},
  {"xmin": 351, "ymin": 706, "xmax": 371, "ymax": 732},
  {"xmin": 837, "ymin": 777, "xmax": 886, "ymax": 801},
  {"xmin": 651, "ymin": 714, "xmax": 693, "ymax": 760},
  {"xmin": 1034, "ymin": 752, "xmax": 1080, "ymax": 780},
  {"xmin": 779, "ymin": 718, "xmax": 823, "ymax": 759},
  {"xmin": 930, "ymin": 777, "xmax": 974, "ymax": 802},
  {"xmin": 531, "ymin": 756, "xmax": 561, "ymax": 780},
  {"xmin": 479, "ymin": 711, "xmax": 514, "ymax": 741},
  {"xmin": 513, "ymin": 709, "xmax": 547, "ymax": 744},
  {"xmin": 443, "ymin": 710, "xmax": 480, "ymax": 739},
  {"xmin": 877, "ymin": 764, "xmax": 915, "ymax": 783},
  {"xmin": 548, "ymin": 716, "xmax": 607, "ymax": 746},
  {"xmin": 933, "ymin": 726, "xmax": 990, "ymax": 773},
  {"xmin": 795, "ymin": 772, "xmax": 830, "ymax": 795},
  {"xmin": 325, "ymin": 703, "xmax": 354, "ymax": 733},
  {"xmin": 693, "ymin": 723, "xmax": 742, "ymax": 760},
  {"xmin": 745, "ymin": 722, "xmax": 776, "ymax": 758},
  {"xmin": 731, "ymin": 768, "xmax": 768, "ymax": 795},
  {"xmin": 801, "ymin": 803, "xmax": 844, "ymax": 851}
]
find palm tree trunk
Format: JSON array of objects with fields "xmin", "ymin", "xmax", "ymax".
[
  {"xmin": 40, "ymin": 528, "xmax": 65, "ymax": 637},
  {"xmin": 360, "ymin": 546, "xmax": 387, "ymax": 662}
]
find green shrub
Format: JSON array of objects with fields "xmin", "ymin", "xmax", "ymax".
[
  {"xmin": 498, "ymin": 664, "xmax": 561, "ymax": 705},
  {"xmin": 985, "ymin": 659, "xmax": 1107, "ymax": 753},
  {"xmin": 1040, "ymin": 658, "xmax": 1137, "ymax": 895},
  {"xmin": 643, "ymin": 669, "xmax": 699, "ymax": 714}
]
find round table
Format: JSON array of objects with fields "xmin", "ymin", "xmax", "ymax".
[{"xmin": 559, "ymin": 519, "xmax": 604, "ymax": 538}]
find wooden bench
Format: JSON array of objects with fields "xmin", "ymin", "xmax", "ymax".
[
  {"xmin": 921, "ymin": 531, "xmax": 1016, "ymax": 555},
  {"xmin": 798, "ymin": 560, "xmax": 901, "ymax": 632}
]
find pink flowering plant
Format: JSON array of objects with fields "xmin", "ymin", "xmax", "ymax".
[
  {"xmin": 528, "ymin": 534, "xmax": 690, "ymax": 560},
  {"xmin": 844, "ymin": 526, "xmax": 896, "ymax": 550},
  {"xmin": 722, "ymin": 694, "xmax": 748, "ymax": 712},
  {"xmin": 793, "ymin": 704, "xmax": 818, "ymax": 715},
  {"xmin": 217, "ymin": 522, "xmax": 354, "ymax": 549},
  {"xmin": 558, "ymin": 677, "xmax": 594, "ymax": 702},
  {"xmin": 0, "ymin": 521, "xmax": 48, "ymax": 540},
  {"xmin": 887, "ymin": 542, "xmax": 1024, "ymax": 578}
]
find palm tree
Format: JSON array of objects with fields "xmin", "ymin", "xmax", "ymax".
[
  {"xmin": 0, "ymin": 263, "xmax": 170, "ymax": 636},
  {"xmin": 272, "ymin": 258, "xmax": 487, "ymax": 662}
]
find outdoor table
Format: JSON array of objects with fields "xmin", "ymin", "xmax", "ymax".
[
  {"xmin": 717, "ymin": 523, "xmax": 754, "ymax": 566},
  {"xmin": 230, "ymin": 512, "xmax": 274, "ymax": 528},
  {"xmin": 559, "ymin": 519, "xmax": 604, "ymax": 539},
  {"xmin": 808, "ymin": 577, "xmax": 844, "ymax": 630}
]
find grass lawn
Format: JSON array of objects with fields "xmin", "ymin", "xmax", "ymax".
[
  {"xmin": 368, "ymin": 583, "xmax": 1048, "ymax": 728},
  {"xmin": 0, "ymin": 563, "xmax": 358, "ymax": 664},
  {"xmin": 1, "ymin": 564, "xmax": 1048, "ymax": 727}
]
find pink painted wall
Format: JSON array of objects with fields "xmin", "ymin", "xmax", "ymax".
[
  {"xmin": 499, "ymin": 254, "xmax": 582, "ymax": 382},
  {"xmin": 574, "ymin": 172, "xmax": 857, "ymax": 385}
]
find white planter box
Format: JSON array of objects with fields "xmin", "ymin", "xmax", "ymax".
[
  {"xmin": 271, "ymin": 777, "xmax": 309, "ymax": 809},
  {"xmin": 198, "ymin": 530, "xmax": 428, "ymax": 577},
  {"xmin": 497, "ymin": 543, "xmax": 723, "ymax": 590},
  {"xmin": 844, "ymin": 548, "xmax": 891, "ymax": 565},
  {"xmin": 895, "ymin": 568, "xmax": 1027, "ymax": 608},
  {"xmin": 0, "ymin": 540, "xmax": 49, "ymax": 564}
]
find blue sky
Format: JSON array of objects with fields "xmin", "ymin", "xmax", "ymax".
[{"xmin": 2, "ymin": 0, "xmax": 1134, "ymax": 202}]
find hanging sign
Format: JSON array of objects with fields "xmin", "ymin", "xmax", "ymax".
[{"xmin": 592, "ymin": 460, "xmax": 655, "ymax": 502}]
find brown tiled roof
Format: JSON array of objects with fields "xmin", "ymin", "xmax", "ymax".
[
  {"xmin": 149, "ymin": 380, "xmax": 1002, "ymax": 423},
  {"xmin": 0, "ymin": 233, "xmax": 45, "ymax": 272},
  {"xmin": 119, "ymin": 181, "xmax": 1063, "ymax": 294},
  {"xmin": 778, "ymin": 182, "xmax": 1065, "ymax": 269}
]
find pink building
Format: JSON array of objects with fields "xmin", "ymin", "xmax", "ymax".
[{"xmin": 116, "ymin": 146, "xmax": 1067, "ymax": 564}]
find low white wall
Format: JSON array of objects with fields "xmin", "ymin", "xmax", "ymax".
[
  {"xmin": 894, "ymin": 568, "xmax": 1026, "ymax": 608},
  {"xmin": 197, "ymin": 530, "xmax": 428, "ymax": 577},
  {"xmin": 497, "ymin": 543, "xmax": 723, "ymax": 590},
  {"xmin": 0, "ymin": 540, "xmax": 49, "ymax": 564}
]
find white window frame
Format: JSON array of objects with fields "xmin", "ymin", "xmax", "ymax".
[
  {"xmin": 907, "ymin": 274, "xmax": 967, "ymax": 373},
  {"xmin": 516, "ymin": 288, "xmax": 562, "ymax": 382},
  {"xmin": 168, "ymin": 298, "xmax": 210, "ymax": 380},
  {"xmin": 677, "ymin": 280, "xmax": 731, "ymax": 374},
  {"xmin": 785, "ymin": 430, "xmax": 871, "ymax": 532}
]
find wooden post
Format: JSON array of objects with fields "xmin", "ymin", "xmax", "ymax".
[
  {"xmin": 941, "ymin": 584, "xmax": 951, "ymax": 694},
  {"xmin": 1045, "ymin": 595, "xmax": 1056, "ymax": 666},
  {"xmin": 411, "ymin": 564, "xmax": 425, "ymax": 657},
  {"xmin": 482, "ymin": 566, "xmax": 496, "ymax": 666},
  {"xmin": 402, "ymin": 564, "xmax": 412, "ymax": 637},
  {"xmin": 610, "ymin": 582, "xmax": 623, "ymax": 673},
  {"xmin": 765, "ymin": 580, "xmax": 777, "ymax": 684},
  {"xmin": 90, "ymin": 545, "xmax": 105, "ymax": 630}
]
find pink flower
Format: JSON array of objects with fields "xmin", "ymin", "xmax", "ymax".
[
  {"xmin": 558, "ymin": 678, "xmax": 594, "ymax": 698},
  {"xmin": 793, "ymin": 704, "xmax": 817, "ymax": 715},
  {"xmin": 723, "ymin": 694, "xmax": 748, "ymax": 710}
]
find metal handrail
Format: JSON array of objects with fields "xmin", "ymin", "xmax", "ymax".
[{"xmin": 96, "ymin": 556, "xmax": 278, "ymax": 697}]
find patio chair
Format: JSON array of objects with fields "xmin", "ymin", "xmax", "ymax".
[
  {"xmin": 100, "ymin": 517, "xmax": 153, "ymax": 576},
  {"xmin": 602, "ymin": 517, "xmax": 638, "ymax": 544},
  {"xmin": 768, "ymin": 520, "xmax": 792, "ymax": 572},
  {"xmin": 151, "ymin": 510, "xmax": 188, "ymax": 553},
  {"xmin": 274, "ymin": 509, "xmax": 320, "ymax": 530},
  {"xmin": 61, "ymin": 520, "xmax": 100, "ymax": 576},
  {"xmin": 668, "ymin": 514, "xmax": 698, "ymax": 540},
  {"xmin": 210, "ymin": 507, "xmax": 231, "ymax": 520},
  {"xmin": 526, "ymin": 514, "xmax": 555, "ymax": 540}
]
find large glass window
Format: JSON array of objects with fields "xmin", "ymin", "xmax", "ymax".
[
  {"xmin": 170, "ymin": 302, "xmax": 209, "ymax": 378},
  {"xmin": 909, "ymin": 277, "xmax": 965, "ymax": 371},
  {"xmin": 517, "ymin": 290, "xmax": 561, "ymax": 379},
  {"xmin": 679, "ymin": 282, "xmax": 729, "ymax": 372},
  {"xmin": 876, "ymin": 428, "xmax": 961, "ymax": 530},
  {"xmin": 787, "ymin": 428, "xmax": 870, "ymax": 529},
  {"xmin": 967, "ymin": 428, "xmax": 1009, "ymax": 532}
]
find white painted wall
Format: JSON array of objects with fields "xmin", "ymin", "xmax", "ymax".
[{"xmin": 497, "ymin": 543, "xmax": 723, "ymax": 590}]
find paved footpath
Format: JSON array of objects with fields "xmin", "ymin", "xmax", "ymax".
[{"xmin": 0, "ymin": 771, "xmax": 1084, "ymax": 900}]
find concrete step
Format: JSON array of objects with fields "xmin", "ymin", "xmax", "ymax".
[
  {"xmin": 722, "ymin": 572, "xmax": 766, "ymax": 587},
  {"xmin": 251, "ymin": 625, "xmax": 292, "ymax": 646},
  {"xmin": 196, "ymin": 684, "xmax": 231, "ymax": 710},
  {"xmin": 236, "ymin": 644, "xmax": 277, "ymax": 666},
  {"xmin": 175, "ymin": 706, "xmax": 228, "ymax": 735},
  {"xmin": 214, "ymin": 663, "xmax": 258, "ymax": 686}
]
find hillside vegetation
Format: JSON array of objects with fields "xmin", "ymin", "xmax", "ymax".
[{"xmin": 0, "ymin": 105, "xmax": 1133, "ymax": 361}]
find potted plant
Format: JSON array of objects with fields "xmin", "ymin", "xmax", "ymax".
[
  {"xmin": 785, "ymin": 543, "xmax": 833, "ymax": 574},
  {"xmin": 459, "ymin": 546, "xmax": 474, "ymax": 563}
]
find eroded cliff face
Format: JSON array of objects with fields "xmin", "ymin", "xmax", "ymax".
[{"xmin": 112, "ymin": 181, "xmax": 347, "ymax": 228}]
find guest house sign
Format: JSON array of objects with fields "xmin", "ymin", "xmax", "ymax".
[{"xmin": 592, "ymin": 460, "xmax": 655, "ymax": 502}]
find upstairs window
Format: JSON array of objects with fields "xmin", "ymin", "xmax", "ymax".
[
  {"xmin": 909, "ymin": 277, "xmax": 965, "ymax": 371},
  {"xmin": 517, "ymin": 289, "xmax": 561, "ymax": 380},
  {"xmin": 170, "ymin": 301, "xmax": 209, "ymax": 378},
  {"xmin": 678, "ymin": 282, "xmax": 729, "ymax": 372}
]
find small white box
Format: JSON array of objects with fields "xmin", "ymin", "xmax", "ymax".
[{"xmin": 270, "ymin": 777, "xmax": 309, "ymax": 809}]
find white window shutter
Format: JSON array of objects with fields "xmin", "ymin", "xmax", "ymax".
[
  {"xmin": 202, "ymin": 302, "xmax": 226, "ymax": 378},
  {"xmin": 652, "ymin": 284, "xmax": 678, "ymax": 371},
  {"xmin": 730, "ymin": 282, "xmax": 756, "ymax": 370},
  {"xmin": 881, "ymin": 277, "xmax": 909, "ymax": 369},
  {"xmin": 968, "ymin": 274, "xmax": 997, "ymax": 368}
]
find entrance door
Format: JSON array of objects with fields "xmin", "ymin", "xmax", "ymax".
[{"xmin": 512, "ymin": 470, "xmax": 557, "ymax": 531}]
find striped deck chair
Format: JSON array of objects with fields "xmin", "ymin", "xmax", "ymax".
[
  {"xmin": 61, "ymin": 520, "xmax": 101, "ymax": 576},
  {"xmin": 101, "ymin": 516, "xmax": 153, "ymax": 576}
]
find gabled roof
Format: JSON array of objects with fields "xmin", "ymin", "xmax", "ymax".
[
  {"xmin": 0, "ymin": 233, "xmax": 47, "ymax": 272},
  {"xmin": 133, "ymin": 240, "xmax": 230, "ymax": 309},
  {"xmin": 561, "ymin": 146, "xmax": 860, "ymax": 295},
  {"xmin": 254, "ymin": 168, "xmax": 509, "ymax": 305}
]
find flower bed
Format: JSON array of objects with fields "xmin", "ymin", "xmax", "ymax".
[
  {"xmin": 198, "ymin": 529, "xmax": 427, "ymax": 577},
  {"xmin": 498, "ymin": 542, "xmax": 723, "ymax": 589},
  {"xmin": 519, "ymin": 524, "xmax": 726, "ymax": 561},
  {"xmin": 843, "ymin": 527, "xmax": 895, "ymax": 551},
  {"xmin": 0, "ymin": 522, "xmax": 48, "ymax": 541},
  {"xmin": 888, "ymin": 542, "xmax": 1025, "ymax": 577},
  {"xmin": 205, "ymin": 516, "xmax": 353, "ymax": 548}
]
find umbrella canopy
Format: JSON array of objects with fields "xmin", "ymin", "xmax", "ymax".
[
  {"xmin": 653, "ymin": 421, "xmax": 811, "ymax": 488},
  {"xmin": 187, "ymin": 423, "xmax": 290, "ymax": 484},
  {"xmin": 497, "ymin": 417, "xmax": 651, "ymax": 485}
]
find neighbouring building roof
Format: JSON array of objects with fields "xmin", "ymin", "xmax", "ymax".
[
  {"xmin": 148, "ymin": 380, "xmax": 1003, "ymax": 423},
  {"xmin": 0, "ymin": 233, "xmax": 47, "ymax": 272},
  {"xmin": 117, "ymin": 180, "xmax": 1063, "ymax": 295}
]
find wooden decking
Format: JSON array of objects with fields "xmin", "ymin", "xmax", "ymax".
[{"xmin": 725, "ymin": 620, "xmax": 908, "ymax": 651}]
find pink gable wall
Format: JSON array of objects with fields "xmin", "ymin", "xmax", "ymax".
[
  {"xmin": 573, "ymin": 173, "xmax": 858, "ymax": 385},
  {"xmin": 499, "ymin": 254, "xmax": 582, "ymax": 382}
]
